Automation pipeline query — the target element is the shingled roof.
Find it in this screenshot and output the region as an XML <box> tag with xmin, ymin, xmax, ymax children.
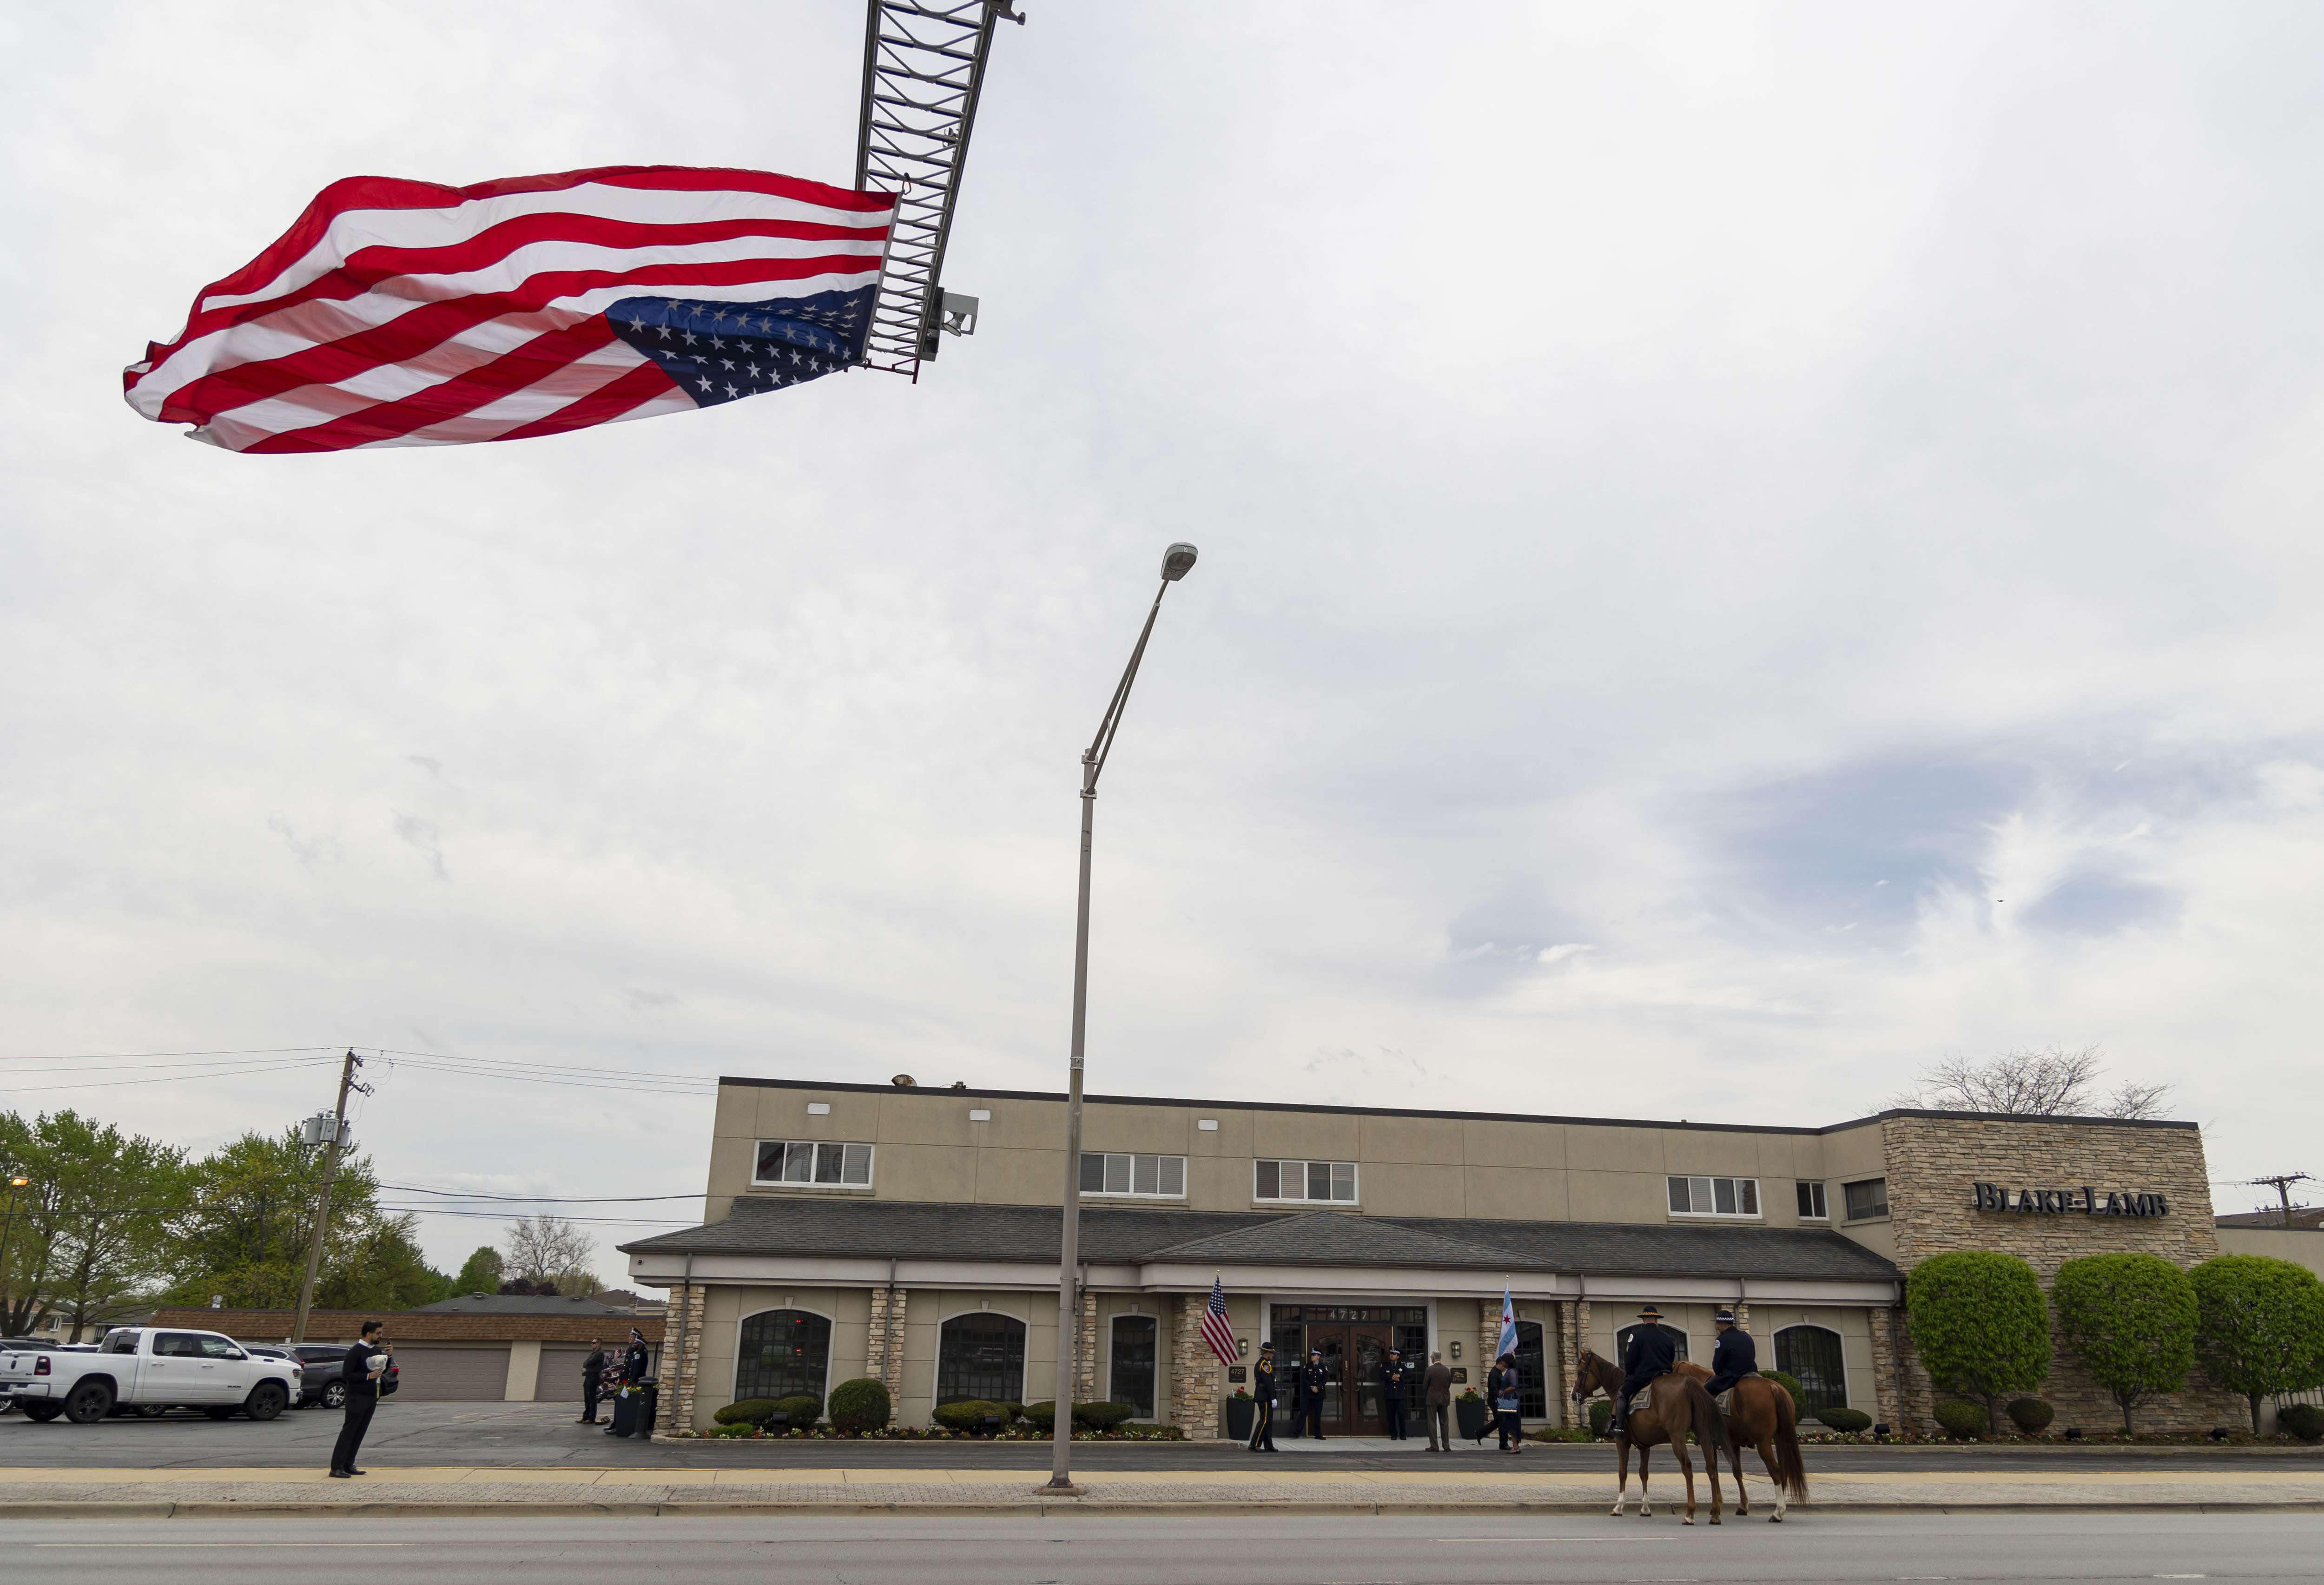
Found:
<box><xmin>621</xmin><ymin>1196</ymin><xmax>1899</xmax><ymax>1281</ymax></box>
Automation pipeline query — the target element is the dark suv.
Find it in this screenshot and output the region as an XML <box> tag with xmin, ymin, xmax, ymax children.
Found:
<box><xmin>290</xmin><ymin>1344</ymin><xmax>352</xmax><ymax>1408</ymax></box>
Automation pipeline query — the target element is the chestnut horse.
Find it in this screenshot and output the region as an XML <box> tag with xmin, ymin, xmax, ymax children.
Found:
<box><xmin>1570</xmin><ymin>1349</ymin><xmax>1732</xmax><ymax>1524</ymax></box>
<box><xmin>1676</xmin><ymin>1360</ymin><xmax>1809</xmax><ymax>1521</ymax></box>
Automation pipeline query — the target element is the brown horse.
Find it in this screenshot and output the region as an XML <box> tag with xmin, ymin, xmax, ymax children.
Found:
<box><xmin>1676</xmin><ymin>1360</ymin><xmax>1809</xmax><ymax>1522</ymax></box>
<box><xmin>1571</xmin><ymin>1349</ymin><xmax>1732</xmax><ymax>1524</ymax></box>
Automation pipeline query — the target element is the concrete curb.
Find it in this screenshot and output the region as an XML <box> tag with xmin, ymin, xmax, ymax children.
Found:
<box><xmin>4</xmin><ymin>1498</ymin><xmax>2323</xmax><ymax>1519</ymax></box>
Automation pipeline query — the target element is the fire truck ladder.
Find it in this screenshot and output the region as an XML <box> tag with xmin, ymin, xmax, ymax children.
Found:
<box><xmin>855</xmin><ymin>0</ymin><xmax>1021</xmax><ymax>378</ymax></box>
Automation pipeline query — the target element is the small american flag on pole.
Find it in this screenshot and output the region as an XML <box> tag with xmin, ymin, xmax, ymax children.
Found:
<box><xmin>1199</xmin><ymin>1274</ymin><xmax>1238</xmax><ymax>1367</ymax></box>
<box><xmin>123</xmin><ymin>165</ymin><xmax>894</xmax><ymax>454</ymax></box>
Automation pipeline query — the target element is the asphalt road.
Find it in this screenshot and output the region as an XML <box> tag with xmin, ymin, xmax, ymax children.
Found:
<box><xmin>5</xmin><ymin>1401</ymin><xmax>2321</xmax><ymax>1473</ymax></box>
<box><xmin>6</xmin><ymin>1512</ymin><xmax>2317</xmax><ymax>1582</ymax></box>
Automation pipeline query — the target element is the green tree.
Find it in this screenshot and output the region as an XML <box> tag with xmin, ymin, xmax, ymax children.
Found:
<box><xmin>2053</xmin><ymin>1252</ymin><xmax>2198</xmax><ymax>1434</ymax></box>
<box><xmin>0</xmin><ymin>1110</ymin><xmax>187</xmax><ymax>1337</ymax></box>
<box><xmin>1907</xmin><ymin>1249</ymin><xmax>2052</xmax><ymax>1435</ymax></box>
<box><xmin>2189</xmin><ymin>1254</ymin><xmax>2324</xmax><ymax>1435</ymax></box>
<box><xmin>165</xmin><ymin>1127</ymin><xmax>418</xmax><ymax>1311</ymax></box>
<box><xmin>454</xmin><ymin>1246</ymin><xmax>504</xmax><ymax>1295</ymax></box>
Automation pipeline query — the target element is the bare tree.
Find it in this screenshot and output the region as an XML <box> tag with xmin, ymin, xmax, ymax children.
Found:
<box><xmin>502</xmin><ymin>1214</ymin><xmax>597</xmax><ymax>1294</ymax></box>
<box><xmin>1891</xmin><ymin>1046</ymin><xmax>2173</xmax><ymax>1119</ymax></box>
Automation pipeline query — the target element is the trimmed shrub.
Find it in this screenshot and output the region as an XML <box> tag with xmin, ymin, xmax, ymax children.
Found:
<box><xmin>713</xmin><ymin>1399</ymin><xmax>779</xmax><ymax>1426</ymax></box>
<box><xmin>1812</xmin><ymin>1407</ymin><xmax>1871</xmax><ymax>1433</ymax></box>
<box><xmin>706</xmin><ymin>1421</ymin><xmax>758</xmax><ymax>1438</ymax></box>
<box><xmin>1022</xmin><ymin>1400</ymin><xmax>1136</xmax><ymax>1431</ymax></box>
<box><xmin>1002</xmin><ymin>1401</ymin><xmax>1024</xmax><ymax>1423</ymax></box>
<box><xmin>1934</xmin><ymin>1399</ymin><xmax>1989</xmax><ymax>1439</ymax></box>
<box><xmin>2280</xmin><ymin>1403</ymin><xmax>2324</xmax><ymax>1442</ymax></box>
<box><xmin>772</xmin><ymin>1393</ymin><xmax>823</xmax><ymax>1429</ymax></box>
<box><xmin>827</xmin><ymin>1377</ymin><xmax>891</xmax><ymax>1434</ymax></box>
<box><xmin>1763</xmin><ymin>1370</ymin><xmax>1807</xmax><ymax>1418</ymax></box>
<box><xmin>1589</xmin><ymin>1398</ymin><xmax>1612</xmax><ymax>1435</ymax></box>
<box><xmin>931</xmin><ymin>1399</ymin><xmax>1013</xmax><ymax>1433</ymax></box>
<box><xmin>1909</xmin><ymin>1250</ymin><xmax>2052</xmax><ymax>1438</ymax></box>
<box><xmin>2054</xmin><ymin>1252</ymin><xmax>2197</xmax><ymax>1435</ymax></box>
<box><xmin>2007</xmin><ymin>1398</ymin><xmax>2055</xmax><ymax>1433</ymax></box>
<box><xmin>2191</xmin><ymin>1255</ymin><xmax>2324</xmax><ymax>1435</ymax></box>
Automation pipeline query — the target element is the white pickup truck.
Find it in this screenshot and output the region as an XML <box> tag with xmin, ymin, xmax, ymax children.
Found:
<box><xmin>0</xmin><ymin>1327</ymin><xmax>301</xmax><ymax>1424</ymax></box>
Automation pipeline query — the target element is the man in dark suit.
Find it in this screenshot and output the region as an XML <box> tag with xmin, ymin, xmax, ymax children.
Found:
<box><xmin>328</xmin><ymin>1321</ymin><xmax>390</xmax><ymax>1478</ymax></box>
<box><xmin>1608</xmin><ymin>1304</ymin><xmax>1677</xmax><ymax>1436</ymax></box>
<box><xmin>1247</xmin><ymin>1341</ymin><xmax>1279</xmax><ymax>1452</ymax></box>
<box><xmin>1422</xmin><ymin>1349</ymin><xmax>1454</xmax><ymax>1451</ymax></box>
<box><xmin>1703</xmin><ymin>1308</ymin><xmax>1757</xmax><ymax>1400</ymax></box>
<box><xmin>1381</xmin><ymin>1348</ymin><xmax>1411</xmax><ymax>1440</ymax></box>
<box><xmin>579</xmin><ymin>1339</ymin><xmax>608</xmax><ymax>1424</ymax></box>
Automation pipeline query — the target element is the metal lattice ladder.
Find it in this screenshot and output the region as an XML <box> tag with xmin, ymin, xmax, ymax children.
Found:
<box><xmin>855</xmin><ymin>0</ymin><xmax>1021</xmax><ymax>378</ymax></box>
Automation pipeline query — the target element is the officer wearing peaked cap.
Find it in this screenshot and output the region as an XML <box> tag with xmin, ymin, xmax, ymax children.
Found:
<box><xmin>1703</xmin><ymin>1307</ymin><xmax>1758</xmax><ymax>1401</ymax></box>
<box><xmin>1247</xmin><ymin>1341</ymin><xmax>1279</xmax><ymax>1453</ymax></box>
<box><xmin>1608</xmin><ymin>1305</ymin><xmax>1677</xmax><ymax>1436</ymax></box>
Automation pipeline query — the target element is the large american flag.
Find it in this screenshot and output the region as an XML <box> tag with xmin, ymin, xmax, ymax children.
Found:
<box><xmin>123</xmin><ymin>165</ymin><xmax>895</xmax><ymax>454</ymax></box>
<box><xmin>1199</xmin><ymin>1274</ymin><xmax>1238</xmax><ymax>1367</ymax></box>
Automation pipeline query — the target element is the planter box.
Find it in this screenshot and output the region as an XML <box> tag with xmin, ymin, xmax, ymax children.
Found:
<box><xmin>1455</xmin><ymin>1400</ymin><xmax>1492</xmax><ymax>1442</ymax></box>
<box><xmin>1223</xmin><ymin>1398</ymin><xmax>1255</xmax><ymax>1441</ymax></box>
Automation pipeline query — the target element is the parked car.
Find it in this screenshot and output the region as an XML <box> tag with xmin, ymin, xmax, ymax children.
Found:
<box><xmin>287</xmin><ymin>1344</ymin><xmax>351</xmax><ymax>1408</ymax></box>
<box><xmin>0</xmin><ymin>1327</ymin><xmax>301</xmax><ymax>1424</ymax></box>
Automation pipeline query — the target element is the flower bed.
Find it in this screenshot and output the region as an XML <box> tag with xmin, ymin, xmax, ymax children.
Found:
<box><xmin>669</xmin><ymin>1423</ymin><xmax>1187</xmax><ymax>1441</ymax></box>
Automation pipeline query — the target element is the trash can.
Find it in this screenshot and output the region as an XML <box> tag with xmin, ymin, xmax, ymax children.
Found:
<box><xmin>1224</xmin><ymin>1397</ymin><xmax>1255</xmax><ymax>1441</ymax></box>
<box><xmin>608</xmin><ymin>1387</ymin><xmax>641</xmax><ymax>1438</ymax></box>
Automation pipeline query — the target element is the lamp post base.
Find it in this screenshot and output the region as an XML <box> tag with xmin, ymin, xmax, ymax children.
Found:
<box><xmin>1038</xmin><ymin>1479</ymin><xmax>1087</xmax><ymax>1496</ymax></box>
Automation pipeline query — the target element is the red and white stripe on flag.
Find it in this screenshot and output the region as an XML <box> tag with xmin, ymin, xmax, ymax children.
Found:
<box><xmin>122</xmin><ymin>165</ymin><xmax>895</xmax><ymax>454</ymax></box>
<box><xmin>1200</xmin><ymin>1275</ymin><xmax>1239</xmax><ymax>1367</ymax></box>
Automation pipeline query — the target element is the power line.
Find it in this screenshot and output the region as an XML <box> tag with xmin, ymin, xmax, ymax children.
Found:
<box><xmin>375</xmin><ymin>1206</ymin><xmax>699</xmax><ymax>1226</ymax></box>
<box><xmin>378</xmin><ymin>1183</ymin><xmax>703</xmax><ymax>1203</ymax></box>
<box><xmin>0</xmin><ymin>1057</ymin><xmax>337</xmax><ymax>1095</ymax></box>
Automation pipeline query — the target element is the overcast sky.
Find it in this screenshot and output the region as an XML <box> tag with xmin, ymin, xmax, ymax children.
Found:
<box><xmin>6</xmin><ymin>3</ymin><xmax>2322</xmax><ymax>1282</ymax></box>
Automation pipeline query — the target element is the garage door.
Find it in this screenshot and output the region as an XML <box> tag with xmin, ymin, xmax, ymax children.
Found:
<box><xmin>388</xmin><ymin>1344</ymin><xmax>510</xmax><ymax>1400</ymax></box>
<box><xmin>539</xmin><ymin>1345</ymin><xmax>600</xmax><ymax>1403</ymax></box>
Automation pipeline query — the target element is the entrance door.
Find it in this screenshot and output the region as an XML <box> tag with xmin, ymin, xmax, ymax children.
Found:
<box><xmin>1307</xmin><ymin>1323</ymin><xmax>1393</xmax><ymax>1436</ymax></box>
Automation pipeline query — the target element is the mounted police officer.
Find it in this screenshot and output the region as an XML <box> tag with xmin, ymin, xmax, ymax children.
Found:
<box><xmin>1703</xmin><ymin>1307</ymin><xmax>1758</xmax><ymax>1402</ymax></box>
<box><xmin>1381</xmin><ymin>1347</ymin><xmax>1410</xmax><ymax>1441</ymax></box>
<box><xmin>1248</xmin><ymin>1341</ymin><xmax>1279</xmax><ymax>1453</ymax></box>
<box><xmin>1297</xmin><ymin>1348</ymin><xmax>1331</xmax><ymax>1440</ymax></box>
<box><xmin>1607</xmin><ymin>1304</ymin><xmax>1677</xmax><ymax>1436</ymax></box>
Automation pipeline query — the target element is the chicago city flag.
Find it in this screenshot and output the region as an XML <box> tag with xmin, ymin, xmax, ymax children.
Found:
<box><xmin>122</xmin><ymin>165</ymin><xmax>895</xmax><ymax>454</ymax></box>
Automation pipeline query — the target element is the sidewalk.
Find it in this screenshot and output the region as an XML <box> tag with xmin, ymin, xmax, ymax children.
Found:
<box><xmin>1</xmin><ymin>1464</ymin><xmax>2321</xmax><ymax>1517</ymax></box>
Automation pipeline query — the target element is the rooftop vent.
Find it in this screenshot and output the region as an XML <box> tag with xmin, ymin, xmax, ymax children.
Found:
<box><xmin>891</xmin><ymin>1074</ymin><xmax>917</xmax><ymax>1087</ymax></box>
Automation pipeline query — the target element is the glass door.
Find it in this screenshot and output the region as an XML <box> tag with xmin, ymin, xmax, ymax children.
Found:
<box><xmin>1109</xmin><ymin>1316</ymin><xmax>1156</xmax><ymax>1418</ymax></box>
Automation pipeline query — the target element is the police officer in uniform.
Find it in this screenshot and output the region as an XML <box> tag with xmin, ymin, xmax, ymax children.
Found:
<box><xmin>1248</xmin><ymin>1341</ymin><xmax>1279</xmax><ymax>1452</ymax></box>
<box><xmin>1298</xmin><ymin>1349</ymin><xmax>1331</xmax><ymax>1440</ymax></box>
<box><xmin>1608</xmin><ymin>1304</ymin><xmax>1677</xmax><ymax>1436</ymax></box>
<box><xmin>1381</xmin><ymin>1347</ymin><xmax>1411</xmax><ymax>1440</ymax></box>
<box><xmin>1703</xmin><ymin>1307</ymin><xmax>1757</xmax><ymax>1401</ymax></box>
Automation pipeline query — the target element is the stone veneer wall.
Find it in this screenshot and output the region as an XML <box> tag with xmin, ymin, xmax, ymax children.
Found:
<box><xmin>865</xmin><ymin>1286</ymin><xmax>908</xmax><ymax>1423</ymax></box>
<box><xmin>1169</xmin><ymin>1294</ymin><xmax>1220</xmax><ymax>1439</ymax></box>
<box><xmin>1880</xmin><ymin>1114</ymin><xmax>2238</xmax><ymax>1433</ymax></box>
<box><xmin>653</xmin><ymin>1281</ymin><xmax>705</xmax><ymax>1433</ymax></box>
<box><xmin>1075</xmin><ymin>1289</ymin><xmax>1099</xmax><ymax>1404</ymax></box>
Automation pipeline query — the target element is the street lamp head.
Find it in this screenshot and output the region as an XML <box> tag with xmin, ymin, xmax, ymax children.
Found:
<box><xmin>6</xmin><ymin>1176</ymin><xmax>26</xmax><ymax>1188</ymax></box>
<box><xmin>1160</xmin><ymin>542</ymin><xmax>1198</xmax><ymax>581</ymax></box>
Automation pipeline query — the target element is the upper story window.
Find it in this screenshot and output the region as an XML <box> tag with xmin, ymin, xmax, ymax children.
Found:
<box><xmin>1796</xmin><ymin>1181</ymin><xmax>1829</xmax><ymax>1220</ymax></box>
<box><xmin>1081</xmin><ymin>1153</ymin><xmax>1185</xmax><ymax>1197</ymax></box>
<box><xmin>1844</xmin><ymin>1177</ymin><xmax>1889</xmax><ymax>1221</ymax></box>
<box><xmin>755</xmin><ymin>1139</ymin><xmax>874</xmax><ymax>1187</ymax></box>
<box><xmin>1255</xmin><ymin>1159</ymin><xmax>1356</xmax><ymax>1202</ymax></box>
<box><xmin>1667</xmin><ymin>1175</ymin><xmax>1760</xmax><ymax>1218</ymax></box>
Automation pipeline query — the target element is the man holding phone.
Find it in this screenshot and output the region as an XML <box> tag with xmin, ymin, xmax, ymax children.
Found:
<box><xmin>329</xmin><ymin>1321</ymin><xmax>391</xmax><ymax>1478</ymax></box>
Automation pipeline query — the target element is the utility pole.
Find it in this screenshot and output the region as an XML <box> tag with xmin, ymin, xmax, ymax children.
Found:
<box><xmin>291</xmin><ymin>1050</ymin><xmax>367</xmax><ymax>1345</ymax></box>
<box><xmin>2246</xmin><ymin>1172</ymin><xmax>2314</xmax><ymax>1227</ymax></box>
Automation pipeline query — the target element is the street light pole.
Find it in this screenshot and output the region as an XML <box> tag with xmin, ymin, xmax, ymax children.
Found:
<box><xmin>1046</xmin><ymin>542</ymin><xmax>1199</xmax><ymax>1493</ymax></box>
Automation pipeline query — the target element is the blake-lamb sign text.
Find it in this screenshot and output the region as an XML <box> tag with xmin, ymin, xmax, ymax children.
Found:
<box><xmin>1971</xmin><ymin>1182</ymin><xmax>2169</xmax><ymax>1216</ymax></box>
